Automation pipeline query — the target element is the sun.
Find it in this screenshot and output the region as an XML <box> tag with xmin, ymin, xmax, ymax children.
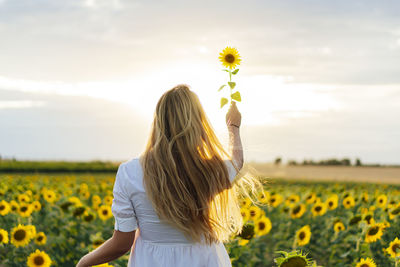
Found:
<box><xmin>219</xmin><ymin>46</ymin><xmax>241</xmax><ymax>69</ymax></box>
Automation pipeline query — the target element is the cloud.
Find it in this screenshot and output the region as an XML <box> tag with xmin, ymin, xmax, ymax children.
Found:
<box><xmin>0</xmin><ymin>100</ymin><xmax>46</xmax><ymax>109</ymax></box>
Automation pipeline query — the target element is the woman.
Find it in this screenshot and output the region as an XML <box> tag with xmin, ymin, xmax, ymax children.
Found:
<box><xmin>77</xmin><ymin>84</ymin><xmax>264</xmax><ymax>267</ymax></box>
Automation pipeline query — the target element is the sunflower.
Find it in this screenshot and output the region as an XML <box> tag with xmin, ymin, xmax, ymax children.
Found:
<box><xmin>305</xmin><ymin>192</ymin><xmax>317</xmax><ymax>204</ymax></box>
<box><xmin>248</xmin><ymin>206</ymin><xmax>264</xmax><ymax>221</ymax></box>
<box><xmin>10</xmin><ymin>200</ymin><xmax>19</xmax><ymax>212</ymax></box>
<box><xmin>238</xmin><ymin>222</ymin><xmax>255</xmax><ymax>240</ymax></box>
<box><xmin>296</xmin><ymin>225</ymin><xmax>311</xmax><ymax>246</ymax></box>
<box><xmin>18</xmin><ymin>202</ymin><xmax>34</xmax><ymax>217</ymax></box>
<box><xmin>240</xmin><ymin>207</ymin><xmax>250</xmax><ymax>222</ymax></box>
<box><xmin>27</xmin><ymin>249</ymin><xmax>52</xmax><ymax>267</ymax></box>
<box><xmin>98</xmin><ymin>205</ymin><xmax>112</xmax><ymax>221</ymax></box>
<box><xmin>34</xmin><ymin>232</ymin><xmax>47</xmax><ymax>245</ymax></box>
<box><xmin>219</xmin><ymin>46</ymin><xmax>241</xmax><ymax>70</ymax></box>
<box><xmin>0</xmin><ymin>228</ymin><xmax>9</xmax><ymax>244</ymax></box>
<box><xmin>93</xmin><ymin>264</ymin><xmax>114</xmax><ymax>267</ymax></box>
<box><xmin>0</xmin><ymin>200</ymin><xmax>11</xmax><ymax>216</ymax></box>
<box><xmin>365</xmin><ymin>223</ymin><xmax>384</xmax><ymax>243</ymax></box>
<box><xmin>11</xmin><ymin>224</ymin><xmax>31</xmax><ymax>247</ymax></box>
<box><xmin>254</xmin><ymin>216</ymin><xmax>272</xmax><ymax>236</ymax></box>
<box><xmin>285</xmin><ymin>195</ymin><xmax>300</xmax><ymax>207</ymax></box>
<box><xmin>43</xmin><ymin>190</ymin><xmax>57</xmax><ymax>203</ymax></box>
<box><xmin>355</xmin><ymin>257</ymin><xmax>376</xmax><ymax>267</ymax></box>
<box><xmin>68</xmin><ymin>196</ymin><xmax>82</xmax><ymax>207</ymax></box>
<box><xmin>32</xmin><ymin>201</ymin><xmax>42</xmax><ymax>212</ymax></box>
<box><xmin>361</xmin><ymin>192</ymin><xmax>369</xmax><ymax>203</ymax></box>
<box><xmin>92</xmin><ymin>195</ymin><xmax>102</xmax><ymax>206</ymax></box>
<box><xmin>274</xmin><ymin>250</ymin><xmax>312</xmax><ymax>267</ymax></box>
<box><xmin>311</xmin><ymin>202</ymin><xmax>327</xmax><ymax>217</ymax></box>
<box><xmin>80</xmin><ymin>183</ymin><xmax>89</xmax><ymax>192</ymax></box>
<box><xmin>343</xmin><ymin>196</ymin><xmax>355</xmax><ymax>209</ymax></box>
<box><xmin>83</xmin><ymin>210</ymin><xmax>96</xmax><ymax>223</ymax></box>
<box><xmin>80</xmin><ymin>190</ymin><xmax>90</xmax><ymax>200</ymax></box>
<box><xmin>333</xmin><ymin>221</ymin><xmax>345</xmax><ymax>232</ymax></box>
<box><xmin>104</xmin><ymin>195</ymin><xmax>113</xmax><ymax>206</ymax></box>
<box><xmin>269</xmin><ymin>194</ymin><xmax>283</xmax><ymax>207</ymax></box>
<box><xmin>376</xmin><ymin>194</ymin><xmax>387</xmax><ymax>208</ymax></box>
<box><xmin>18</xmin><ymin>193</ymin><xmax>31</xmax><ymax>202</ymax></box>
<box><xmin>363</xmin><ymin>214</ymin><xmax>375</xmax><ymax>225</ymax></box>
<box><xmin>290</xmin><ymin>204</ymin><xmax>306</xmax><ymax>219</ymax></box>
<box><xmin>239</xmin><ymin>197</ymin><xmax>252</xmax><ymax>209</ymax></box>
<box><xmin>326</xmin><ymin>195</ymin><xmax>338</xmax><ymax>210</ymax></box>
<box><xmin>238</xmin><ymin>239</ymin><xmax>249</xmax><ymax>246</ymax></box>
<box><xmin>386</xmin><ymin>237</ymin><xmax>400</xmax><ymax>258</ymax></box>
<box><xmin>257</xmin><ymin>190</ymin><xmax>269</xmax><ymax>204</ymax></box>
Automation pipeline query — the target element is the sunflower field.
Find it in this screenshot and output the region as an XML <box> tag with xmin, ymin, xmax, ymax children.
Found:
<box><xmin>1</xmin><ymin>173</ymin><xmax>399</xmax><ymax>267</ymax></box>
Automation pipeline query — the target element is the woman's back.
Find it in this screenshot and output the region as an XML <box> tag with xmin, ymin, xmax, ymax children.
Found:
<box><xmin>111</xmin><ymin>157</ymin><xmax>239</xmax><ymax>266</ymax></box>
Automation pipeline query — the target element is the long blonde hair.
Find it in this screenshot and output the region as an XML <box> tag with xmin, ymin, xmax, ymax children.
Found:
<box><xmin>139</xmin><ymin>84</ymin><xmax>266</xmax><ymax>245</ymax></box>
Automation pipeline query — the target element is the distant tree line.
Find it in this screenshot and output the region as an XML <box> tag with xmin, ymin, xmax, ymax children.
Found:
<box><xmin>273</xmin><ymin>157</ymin><xmax>398</xmax><ymax>167</ymax></box>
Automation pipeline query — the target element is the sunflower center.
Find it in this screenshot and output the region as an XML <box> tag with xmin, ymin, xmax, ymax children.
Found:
<box><xmin>102</xmin><ymin>210</ymin><xmax>108</xmax><ymax>215</ymax></box>
<box><xmin>34</xmin><ymin>256</ymin><xmax>45</xmax><ymax>265</ymax></box>
<box><xmin>94</xmin><ymin>240</ymin><xmax>104</xmax><ymax>246</ymax></box>
<box><xmin>250</xmin><ymin>210</ymin><xmax>256</xmax><ymax>217</ymax></box>
<box><xmin>299</xmin><ymin>232</ymin><xmax>305</xmax><ymax>240</ymax></box>
<box><xmin>368</xmin><ymin>226</ymin><xmax>379</xmax><ymax>236</ymax></box>
<box><xmin>346</xmin><ymin>201</ymin><xmax>350</xmax><ymax>205</ymax></box>
<box><xmin>225</xmin><ymin>54</ymin><xmax>235</xmax><ymax>63</ymax></box>
<box><xmin>37</xmin><ymin>236</ymin><xmax>43</xmax><ymax>242</ymax></box>
<box><xmin>21</xmin><ymin>206</ymin><xmax>28</xmax><ymax>212</ymax></box>
<box><xmin>360</xmin><ymin>264</ymin><xmax>369</xmax><ymax>267</ymax></box>
<box><xmin>0</xmin><ymin>205</ymin><xmax>4</xmax><ymax>210</ymax></box>
<box><xmin>392</xmin><ymin>244</ymin><xmax>400</xmax><ymax>253</ymax></box>
<box><xmin>11</xmin><ymin>206</ymin><xmax>17</xmax><ymax>211</ymax></box>
<box><xmin>379</xmin><ymin>199</ymin><xmax>383</xmax><ymax>203</ymax></box>
<box><xmin>0</xmin><ymin>235</ymin><xmax>3</xmax><ymax>242</ymax></box>
<box><xmin>258</xmin><ymin>222</ymin><xmax>265</xmax><ymax>230</ymax></box>
<box><xmin>14</xmin><ymin>229</ymin><xmax>26</xmax><ymax>241</ymax></box>
<box><xmin>293</xmin><ymin>206</ymin><xmax>301</xmax><ymax>214</ymax></box>
<box><xmin>281</xmin><ymin>257</ymin><xmax>307</xmax><ymax>267</ymax></box>
<box><xmin>270</xmin><ymin>198</ymin><xmax>276</xmax><ymax>203</ymax></box>
<box><xmin>315</xmin><ymin>206</ymin><xmax>322</xmax><ymax>212</ymax></box>
<box><xmin>328</xmin><ymin>201</ymin><xmax>333</xmax><ymax>207</ymax></box>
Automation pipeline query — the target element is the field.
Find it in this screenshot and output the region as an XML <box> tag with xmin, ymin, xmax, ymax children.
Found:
<box><xmin>0</xmin><ymin>171</ymin><xmax>400</xmax><ymax>266</ymax></box>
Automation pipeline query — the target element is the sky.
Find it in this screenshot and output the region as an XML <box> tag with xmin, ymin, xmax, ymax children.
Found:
<box><xmin>0</xmin><ymin>0</ymin><xmax>399</xmax><ymax>164</ymax></box>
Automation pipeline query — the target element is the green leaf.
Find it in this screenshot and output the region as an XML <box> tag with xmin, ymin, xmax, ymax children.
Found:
<box><xmin>222</xmin><ymin>69</ymin><xmax>230</xmax><ymax>72</ymax></box>
<box><xmin>228</xmin><ymin>82</ymin><xmax>236</xmax><ymax>89</ymax></box>
<box><xmin>231</xmin><ymin>91</ymin><xmax>241</xmax><ymax>102</ymax></box>
<box><xmin>218</xmin><ymin>85</ymin><xmax>226</xmax><ymax>91</ymax></box>
<box><xmin>232</xmin><ymin>69</ymin><xmax>239</xmax><ymax>75</ymax></box>
<box><xmin>220</xmin><ymin>97</ymin><xmax>228</xmax><ymax>108</ymax></box>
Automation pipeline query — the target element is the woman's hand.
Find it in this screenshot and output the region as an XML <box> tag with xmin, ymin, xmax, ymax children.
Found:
<box><xmin>226</xmin><ymin>101</ymin><xmax>241</xmax><ymax>128</ymax></box>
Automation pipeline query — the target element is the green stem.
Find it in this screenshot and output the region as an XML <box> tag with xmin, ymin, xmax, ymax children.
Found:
<box><xmin>229</xmin><ymin>70</ymin><xmax>232</xmax><ymax>104</ymax></box>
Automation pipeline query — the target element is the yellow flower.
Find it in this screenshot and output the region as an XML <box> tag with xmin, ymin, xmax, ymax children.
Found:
<box><xmin>285</xmin><ymin>194</ymin><xmax>300</xmax><ymax>207</ymax></box>
<box><xmin>26</xmin><ymin>225</ymin><xmax>37</xmax><ymax>238</ymax></box>
<box><xmin>18</xmin><ymin>202</ymin><xmax>34</xmax><ymax>217</ymax></box>
<box><xmin>363</xmin><ymin>213</ymin><xmax>375</xmax><ymax>225</ymax></box>
<box><xmin>11</xmin><ymin>224</ymin><xmax>31</xmax><ymax>247</ymax></box>
<box><xmin>68</xmin><ymin>196</ymin><xmax>82</xmax><ymax>207</ymax></box>
<box><xmin>219</xmin><ymin>46</ymin><xmax>241</xmax><ymax>69</ymax></box>
<box><xmin>365</xmin><ymin>223</ymin><xmax>384</xmax><ymax>243</ymax></box>
<box><xmin>18</xmin><ymin>193</ymin><xmax>31</xmax><ymax>202</ymax></box>
<box><xmin>32</xmin><ymin>201</ymin><xmax>42</xmax><ymax>212</ymax></box>
<box><xmin>35</xmin><ymin>232</ymin><xmax>47</xmax><ymax>245</ymax></box>
<box><xmin>43</xmin><ymin>190</ymin><xmax>57</xmax><ymax>203</ymax></box>
<box><xmin>9</xmin><ymin>200</ymin><xmax>19</xmax><ymax>212</ymax></box>
<box><xmin>27</xmin><ymin>249</ymin><xmax>52</xmax><ymax>267</ymax></box>
<box><xmin>93</xmin><ymin>264</ymin><xmax>114</xmax><ymax>267</ymax></box>
<box><xmin>343</xmin><ymin>196</ymin><xmax>355</xmax><ymax>209</ymax></box>
<box><xmin>81</xmin><ymin>190</ymin><xmax>90</xmax><ymax>200</ymax></box>
<box><xmin>376</xmin><ymin>194</ymin><xmax>387</xmax><ymax>208</ymax></box>
<box><xmin>97</xmin><ymin>205</ymin><xmax>112</xmax><ymax>221</ymax></box>
<box><xmin>385</xmin><ymin>237</ymin><xmax>400</xmax><ymax>258</ymax></box>
<box><xmin>269</xmin><ymin>194</ymin><xmax>283</xmax><ymax>207</ymax></box>
<box><xmin>296</xmin><ymin>225</ymin><xmax>311</xmax><ymax>246</ymax></box>
<box><xmin>248</xmin><ymin>206</ymin><xmax>264</xmax><ymax>221</ymax></box>
<box><xmin>305</xmin><ymin>192</ymin><xmax>317</xmax><ymax>204</ymax></box>
<box><xmin>92</xmin><ymin>195</ymin><xmax>102</xmax><ymax>206</ymax></box>
<box><xmin>311</xmin><ymin>202</ymin><xmax>327</xmax><ymax>217</ymax></box>
<box><xmin>238</xmin><ymin>239</ymin><xmax>249</xmax><ymax>246</ymax></box>
<box><xmin>0</xmin><ymin>228</ymin><xmax>9</xmax><ymax>244</ymax></box>
<box><xmin>290</xmin><ymin>204</ymin><xmax>306</xmax><ymax>219</ymax></box>
<box><xmin>93</xmin><ymin>238</ymin><xmax>105</xmax><ymax>249</ymax></box>
<box><xmin>333</xmin><ymin>221</ymin><xmax>345</xmax><ymax>232</ymax></box>
<box><xmin>254</xmin><ymin>216</ymin><xmax>272</xmax><ymax>237</ymax></box>
<box><xmin>326</xmin><ymin>195</ymin><xmax>338</xmax><ymax>210</ymax></box>
<box><xmin>361</xmin><ymin>192</ymin><xmax>369</xmax><ymax>203</ymax></box>
<box><xmin>239</xmin><ymin>197</ymin><xmax>252</xmax><ymax>209</ymax></box>
<box><xmin>0</xmin><ymin>200</ymin><xmax>11</xmax><ymax>216</ymax></box>
<box><xmin>355</xmin><ymin>257</ymin><xmax>376</xmax><ymax>267</ymax></box>
<box><xmin>104</xmin><ymin>195</ymin><xmax>113</xmax><ymax>206</ymax></box>
<box><xmin>257</xmin><ymin>190</ymin><xmax>269</xmax><ymax>204</ymax></box>
<box><xmin>240</xmin><ymin>207</ymin><xmax>250</xmax><ymax>222</ymax></box>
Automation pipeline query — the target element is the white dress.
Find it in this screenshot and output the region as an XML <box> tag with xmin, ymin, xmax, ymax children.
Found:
<box><xmin>111</xmin><ymin>157</ymin><xmax>239</xmax><ymax>267</ymax></box>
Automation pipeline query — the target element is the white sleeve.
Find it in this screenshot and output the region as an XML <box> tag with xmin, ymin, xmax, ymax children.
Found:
<box><xmin>111</xmin><ymin>163</ymin><xmax>138</xmax><ymax>232</ymax></box>
<box><xmin>224</xmin><ymin>159</ymin><xmax>239</xmax><ymax>183</ymax></box>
